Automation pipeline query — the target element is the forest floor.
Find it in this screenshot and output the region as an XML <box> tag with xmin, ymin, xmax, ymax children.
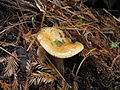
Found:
<box><xmin>0</xmin><ymin>0</ymin><xmax>120</xmax><ymax>90</ymax></box>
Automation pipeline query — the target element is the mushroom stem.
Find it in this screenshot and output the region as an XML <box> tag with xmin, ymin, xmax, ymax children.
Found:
<box><xmin>37</xmin><ymin>46</ymin><xmax>64</xmax><ymax>74</ymax></box>
<box><xmin>50</xmin><ymin>56</ymin><xmax>64</xmax><ymax>74</ymax></box>
<box><xmin>37</xmin><ymin>45</ymin><xmax>46</xmax><ymax>63</ymax></box>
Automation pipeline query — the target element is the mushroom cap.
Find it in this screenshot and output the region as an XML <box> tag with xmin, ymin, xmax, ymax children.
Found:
<box><xmin>37</xmin><ymin>27</ymin><xmax>84</xmax><ymax>58</ymax></box>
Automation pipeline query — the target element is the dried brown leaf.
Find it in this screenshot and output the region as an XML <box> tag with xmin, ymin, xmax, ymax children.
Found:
<box><xmin>29</xmin><ymin>72</ymin><xmax>56</xmax><ymax>85</ymax></box>
<box><xmin>4</xmin><ymin>54</ymin><xmax>18</xmax><ymax>77</ymax></box>
<box><xmin>27</xmin><ymin>62</ymin><xmax>58</xmax><ymax>85</ymax></box>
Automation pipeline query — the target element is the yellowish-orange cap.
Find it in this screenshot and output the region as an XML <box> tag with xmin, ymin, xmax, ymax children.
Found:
<box><xmin>37</xmin><ymin>27</ymin><xmax>84</xmax><ymax>58</ymax></box>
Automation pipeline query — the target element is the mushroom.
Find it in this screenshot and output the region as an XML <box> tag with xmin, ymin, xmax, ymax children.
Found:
<box><xmin>37</xmin><ymin>27</ymin><xmax>84</xmax><ymax>73</ymax></box>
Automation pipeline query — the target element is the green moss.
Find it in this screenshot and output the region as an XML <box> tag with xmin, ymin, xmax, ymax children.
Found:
<box><xmin>53</xmin><ymin>39</ymin><xmax>65</xmax><ymax>47</ymax></box>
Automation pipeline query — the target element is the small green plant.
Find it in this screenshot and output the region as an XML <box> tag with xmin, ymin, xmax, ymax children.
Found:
<box><xmin>110</xmin><ymin>41</ymin><xmax>120</xmax><ymax>48</ymax></box>
<box><xmin>77</xmin><ymin>15</ymin><xmax>84</xmax><ymax>24</ymax></box>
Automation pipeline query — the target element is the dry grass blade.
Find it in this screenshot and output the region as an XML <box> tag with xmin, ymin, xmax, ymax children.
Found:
<box><xmin>76</xmin><ymin>48</ymin><xmax>96</xmax><ymax>75</ymax></box>
<box><xmin>4</xmin><ymin>54</ymin><xmax>18</xmax><ymax>77</ymax></box>
<box><xmin>35</xmin><ymin>0</ymin><xmax>46</xmax><ymax>12</ymax></box>
<box><xmin>47</xmin><ymin>0</ymin><xmax>85</xmax><ymax>19</ymax></box>
<box><xmin>0</xmin><ymin>0</ymin><xmax>38</xmax><ymax>14</ymax></box>
<box><xmin>0</xmin><ymin>47</ymin><xmax>18</xmax><ymax>60</ymax></box>
<box><xmin>0</xmin><ymin>41</ymin><xmax>16</xmax><ymax>47</ymax></box>
<box><xmin>0</xmin><ymin>21</ymin><xmax>31</xmax><ymax>35</ymax></box>
<box><xmin>49</xmin><ymin>22</ymin><xmax>95</xmax><ymax>29</ymax></box>
<box><xmin>34</xmin><ymin>0</ymin><xmax>46</xmax><ymax>27</ymax></box>
<box><xmin>111</xmin><ymin>55</ymin><xmax>120</xmax><ymax>68</ymax></box>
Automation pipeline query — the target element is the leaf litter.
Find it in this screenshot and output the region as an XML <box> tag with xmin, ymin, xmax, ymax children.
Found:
<box><xmin>0</xmin><ymin>0</ymin><xmax>120</xmax><ymax>89</ymax></box>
